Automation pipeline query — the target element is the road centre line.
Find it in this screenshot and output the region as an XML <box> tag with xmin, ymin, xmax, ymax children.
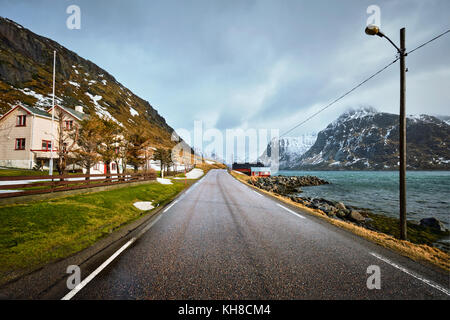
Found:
<box><xmin>276</xmin><ymin>204</ymin><xmax>305</xmax><ymax>219</ymax></box>
<box><xmin>369</xmin><ymin>252</ymin><xmax>450</xmax><ymax>296</ymax></box>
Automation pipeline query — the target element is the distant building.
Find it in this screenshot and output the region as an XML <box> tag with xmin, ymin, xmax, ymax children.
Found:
<box><xmin>250</xmin><ymin>166</ymin><xmax>271</xmax><ymax>177</ymax></box>
<box><xmin>232</xmin><ymin>162</ymin><xmax>266</xmax><ymax>176</ymax></box>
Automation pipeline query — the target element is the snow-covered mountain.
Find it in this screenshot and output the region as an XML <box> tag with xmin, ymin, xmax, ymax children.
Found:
<box><xmin>259</xmin><ymin>134</ymin><xmax>317</xmax><ymax>169</ymax></box>
<box><xmin>293</xmin><ymin>107</ymin><xmax>450</xmax><ymax>170</ymax></box>
<box><xmin>435</xmin><ymin>115</ymin><xmax>450</xmax><ymax>126</ymax></box>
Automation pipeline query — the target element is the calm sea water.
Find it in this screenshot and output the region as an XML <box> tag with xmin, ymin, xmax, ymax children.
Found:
<box><xmin>276</xmin><ymin>171</ymin><xmax>450</xmax><ymax>227</ymax></box>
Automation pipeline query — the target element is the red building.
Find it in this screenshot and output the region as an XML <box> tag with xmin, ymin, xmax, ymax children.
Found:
<box><xmin>250</xmin><ymin>167</ymin><xmax>271</xmax><ymax>177</ymax></box>
<box><xmin>232</xmin><ymin>162</ymin><xmax>270</xmax><ymax>177</ymax></box>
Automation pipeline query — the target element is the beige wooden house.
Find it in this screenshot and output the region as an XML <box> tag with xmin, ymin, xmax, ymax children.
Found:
<box><xmin>0</xmin><ymin>104</ymin><xmax>87</xmax><ymax>170</ymax></box>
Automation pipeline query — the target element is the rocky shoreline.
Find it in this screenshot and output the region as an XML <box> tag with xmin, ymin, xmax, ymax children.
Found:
<box><xmin>249</xmin><ymin>175</ymin><xmax>450</xmax><ymax>252</ymax></box>
<box><xmin>248</xmin><ymin>176</ymin><xmax>329</xmax><ymax>194</ymax></box>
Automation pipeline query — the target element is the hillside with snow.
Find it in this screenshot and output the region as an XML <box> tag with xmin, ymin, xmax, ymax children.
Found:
<box><xmin>293</xmin><ymin>107</ymin><xmax>450</xmax><ymax>170</ymax></box>
<box><xmin>0</xmin><ymin>17</ymin><xmax>178</xmax><ymax>149</ymax></box>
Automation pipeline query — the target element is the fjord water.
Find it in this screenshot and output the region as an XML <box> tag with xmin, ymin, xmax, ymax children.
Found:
<box><xmin>277</xmin><ymin>170</ymin><xmax>450</xmax><ymax>228</ymax></box>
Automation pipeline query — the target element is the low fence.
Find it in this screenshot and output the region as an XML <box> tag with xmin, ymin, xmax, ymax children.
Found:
<box><xmin>0</xmin><ymin>172</ymin><xmax>157</xmax><ymax>199</ymax></box>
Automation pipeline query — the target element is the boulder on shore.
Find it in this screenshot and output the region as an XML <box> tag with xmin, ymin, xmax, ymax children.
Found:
<box><xmin>420</xmin><ymin>218</ymin><xmax>447</xmax><ymax>232</ymax></box>
<box><xmin>347</xmin><ymin>210</ymin><xmax>365</xmax><ymax>223</ymax></box>
<box><xmin>336</xmin><ymin>202</ymin><xmax>346</xmax><ymax>211</ymax></box>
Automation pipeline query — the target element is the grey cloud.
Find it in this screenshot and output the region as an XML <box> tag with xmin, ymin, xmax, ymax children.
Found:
<box><xmin>1</xmin><ymin>0</ymin><xmax>449</xmax><ymax>136</ymax></box>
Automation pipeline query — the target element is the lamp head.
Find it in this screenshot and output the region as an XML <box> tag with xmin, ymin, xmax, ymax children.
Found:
<box><xmin>365</xmin><ymin>24</ymin><xmax>381</xmax><ymax>36</ymax></box>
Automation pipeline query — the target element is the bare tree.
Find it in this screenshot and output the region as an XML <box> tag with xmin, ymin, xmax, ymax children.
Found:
<box><xmin>55</xmin><ymin>107</ymin><xmax>78</xmax><ymax>176</ymax></box>
<box><xmin>126</xmin><ymin>130</ymin><xmax>148</xmax><ymax>173</ymax></box>
<box><xmin>97</xmin><ymin>118</ymin><xmax>121</xmax><ymax>176</ymax></box>
<box><xmin>153</xmin><ymin>148</ymin><xmax>172</xmax><ymax>177</ymax></box>
<box><xmin>72</xmin><ymin>115</ymin><xmax>103</xmax><ymax>179</ymax></box>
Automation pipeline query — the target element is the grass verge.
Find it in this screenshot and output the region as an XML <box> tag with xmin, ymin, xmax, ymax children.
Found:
<box><xmin>229</xmin><ymin>170</ymin><xmax>450</xmax><ymax>272</ymax></box>
<box><xmin>0</xmin><ymin>168</ymin><xmax>50</xmax><ymax>177</ymax></box>
<box><xmin>0</xmin><ymin>179</ymin><xmax>189</xmax><ymax>285</ymax></box>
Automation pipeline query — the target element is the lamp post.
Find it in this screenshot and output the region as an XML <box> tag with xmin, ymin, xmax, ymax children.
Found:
<box><xmin>49</xmin><ymin>50</ymin><xmax>56</xmax><ymax>176</ymax></box>
<box><xmin>365</xmin><ymin>25</ymin><xmax>407</xmax><ymax>240</ymax></box>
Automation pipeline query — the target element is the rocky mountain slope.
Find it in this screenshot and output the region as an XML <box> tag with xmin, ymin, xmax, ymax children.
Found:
<box><xmin>292</xmin><ymin>107</ymin><xmax>450</xmax><ymax>170</ymax></box>
<box><xmin>259</xmin><ymin>134</ymin><xmax>317</xmax><ymax>169</ymax></box>
<box><xmin>0</xmin><ymin>17</ymin><xmax>180</xmax><ymax>149</ymax></box>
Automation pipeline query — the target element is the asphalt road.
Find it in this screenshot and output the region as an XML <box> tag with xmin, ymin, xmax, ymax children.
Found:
<box><xmin>66</xmin><ymin>169</ymin><xmax>449</xmax><ymax>299</ymax></box>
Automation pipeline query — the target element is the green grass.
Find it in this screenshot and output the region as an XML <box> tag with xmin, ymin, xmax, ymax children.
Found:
<box><xmin>0</xmin><ymin>179</ymin><xmax>189</xmax><ymax>284</ymax></box>
<box><xmin>0</xmin><ymin>169</ymin><xmax>50</xmax><ymax>177</ymax></box>
<box><xmin>174</xmin><ymin>172</ymin><xmax>186</xmax><ymax>178</ymax></box>
<box><xmin>0</xmin><ymin>168</ymin><xmax>82</xmax><ymax>177</ymax></box>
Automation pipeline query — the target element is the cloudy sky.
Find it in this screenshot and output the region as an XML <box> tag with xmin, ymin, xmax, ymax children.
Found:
<box><xmin>1</xmin><ymin>0</ymin><xmax>449</xmax><ymax>147</ymax></box>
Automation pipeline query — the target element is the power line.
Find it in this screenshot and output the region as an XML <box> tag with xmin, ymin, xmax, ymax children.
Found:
<box><xmin>281</xmin><ymin>28</ymin><xmax>450</xmax><ymax>137</ymax></box>
<box><xmin>281</xmin><ymin>58</ymin><xmax>399</xmax><ymax>137</ymax></box>
<box><xmin>407</xmin><ymin>29</ymin><xmax>450</xmax><ymax>55</ymax></box>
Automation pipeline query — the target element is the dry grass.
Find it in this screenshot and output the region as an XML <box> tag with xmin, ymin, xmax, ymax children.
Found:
<box><xmin>195</xmin><ymin>161</ymin><xmax>227</xmax><ymax>173</ymax></box>
<box><xmin>229</xmin><ymin>170</ymin><xmax>450</xmax><ymax>272</ymax></box>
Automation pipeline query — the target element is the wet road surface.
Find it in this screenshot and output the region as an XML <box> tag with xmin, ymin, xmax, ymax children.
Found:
<box><xmin>67</xmin><ymin>169</ymin><xmax>449</xmax><ymax>299</ymax></box>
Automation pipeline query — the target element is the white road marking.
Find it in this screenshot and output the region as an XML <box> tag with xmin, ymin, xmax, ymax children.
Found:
<box><xmin>253</xmin><ymin>190</ymin><xmax>263</xmax><ymax>197</ymax></box>
<box><xmin>62</xmin><ymin>213</ymin><xmax>164</xmax><ymax>300</ymax></box>
<box><xmin>369</xmin><ymin>252</ymin><xmax>450</xmax><ymax>296</ymax></box>
<box><xmin>61</xmin><ymin>238</ymin><xmax>136</xmax><ymax>300</ymax></box>
<box><xmin>277</xmin><ymin>204</ymin><xmax>305</xmax><ymax>219</ymax></box>
<box><xmin>163</xmin><ymin>200</ymin><xmax>179</xmax><ymax>213</ymax></box>
<box><xmin>136</xmin><ymin>215</ymin><xmax>162</xmax><ymax>238</ymax></box>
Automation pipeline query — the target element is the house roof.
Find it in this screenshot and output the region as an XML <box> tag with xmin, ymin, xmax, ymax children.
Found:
<box><xmin>0</xmin><ymin>104</ymin><xmax>55</xmax><ymax>121</ymax></box>
<box><xmin>1</xmin><ymin>104</ymin><xmax>90</xmax><ymax>123</ymax></box>
<box><xmin>251</xmin><ymin>167</ymin><xmax>271</xmax><ymax>172</ymax></box>
<box><xmin>232</xmin><ymin>162</ymin><xmax>265</xmax><ymax>170</ymax></box>
<box><xmin>49</xmin><ymin>105</ymin><xmax>89</xmax><ymax>121</ymax></box>
<box><xmin>25</xmin><ymin>105</ymin><xmax>55</xmax><ymax>119</ymax></box>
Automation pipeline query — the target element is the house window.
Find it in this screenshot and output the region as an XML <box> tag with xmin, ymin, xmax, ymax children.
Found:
<box><xmin>16</xmin><ymin>115</ymin><xmax>26</xmax><ymax>127</ymax></box>
<box><xmin>15</xmin><ymin>138</ymin><xmax>26</xmax><ymax>150</ymax></box>
<box><xmin>111</xmin><ymin>163</ymin><xmax>117</xmax><ymax>171</ymax></box>
<box><xmin>65</xmin><ymin>120</ymin><xmax>73</xmax><ymax>130</ymax></box>
<box><xmin>42</xmin><ymin>140</ymin><xmax>52</xmax><ymax>151</ymax></box>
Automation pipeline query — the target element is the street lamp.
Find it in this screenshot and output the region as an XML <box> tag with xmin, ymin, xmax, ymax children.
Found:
<box><xmin>366</xmin><ymin>25</ymin><xmax>407</xmax><ymax>240</ymax></box>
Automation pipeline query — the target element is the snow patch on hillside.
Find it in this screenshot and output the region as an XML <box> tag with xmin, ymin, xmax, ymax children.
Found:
<box><xmin>68</xmin><ymin>81</ymin><xmax>80</xmax><ymax>88</ymax></box>
<box><xmin>129</xmin><ymin>107</ymin><xmax>139</xmax><ymax>117</ymax></box>
<box><xmin>85</xmin><ymin>92</ymin><xmax>102</xmax><ymax>107</ymax></box>
<box><xmin>18</xmin><ymin>88</ymin><xmax>63</xmax><ymax>108</ymax></box>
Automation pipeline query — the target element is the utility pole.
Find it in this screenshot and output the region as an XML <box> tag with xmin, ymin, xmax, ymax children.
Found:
<box><xmin>365</xmin><ymin>25</ymin><xmax>408</xmax><ymax>240</ymax></box>
<box><xmin>399</xmin><ymin>28</ymin><xmax>407</xmax><ymax>240</ymax></box>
